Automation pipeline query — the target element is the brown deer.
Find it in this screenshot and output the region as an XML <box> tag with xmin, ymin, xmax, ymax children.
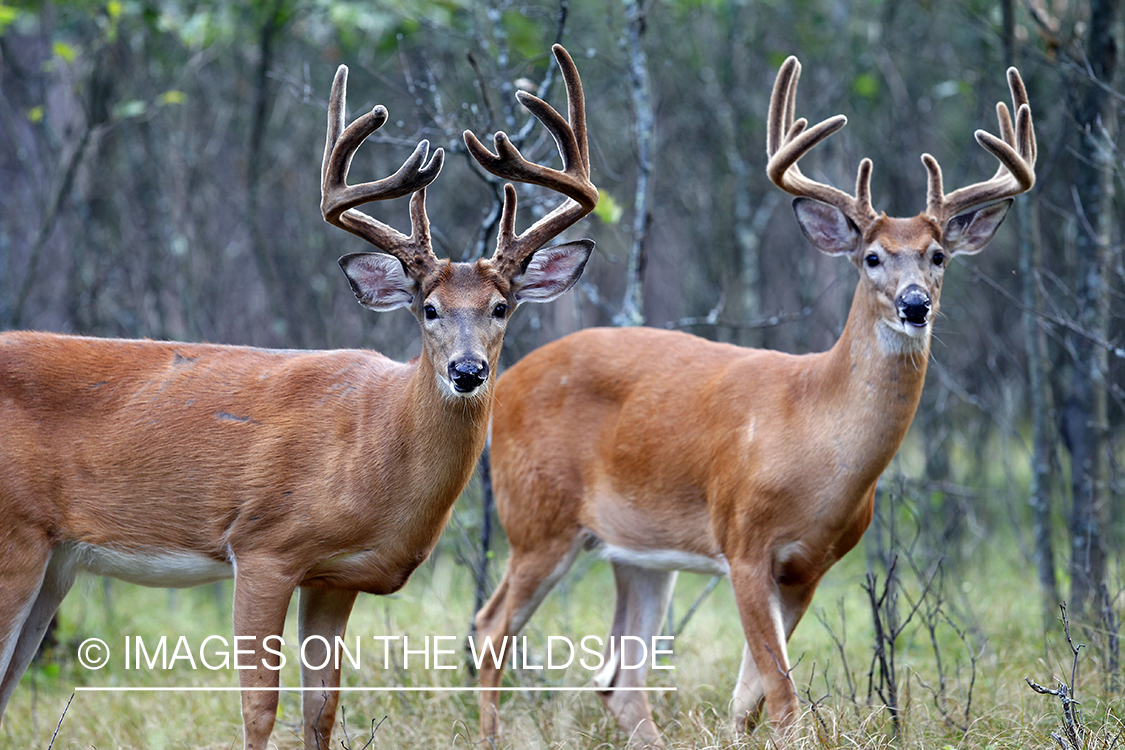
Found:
<box><xmin>474</xmin><ymin>57</ymin><xmax>1035</xmax><ymax>746</ymax></box>
<box><xmin>0</xmin><ymin>45</ymin><xmax>596</xmax><ymax>749</ymax></box>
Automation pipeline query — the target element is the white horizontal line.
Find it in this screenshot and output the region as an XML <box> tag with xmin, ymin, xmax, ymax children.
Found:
<box><xmin>75</xmin><ymin>686</ymin><xmax>675</xmax><ymax>693</ymax></box>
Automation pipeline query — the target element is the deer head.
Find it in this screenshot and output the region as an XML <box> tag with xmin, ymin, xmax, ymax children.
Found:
<box><xmin>322</xmin><ymin>45</ymin><xmax>598</xmax><ymax>397</ymax></box>
<box><xmin>767</xmin><ymin>57</ymin><xmax>1036</xmax><ymax>353</ymax></box>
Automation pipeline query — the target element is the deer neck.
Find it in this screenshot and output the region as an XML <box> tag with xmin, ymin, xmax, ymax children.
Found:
<box><xmin>817</xmin><ymin>278</ymin><xmax>930</xmax><ymax>477</ymax></box>
<box><xmin>401</xmin><ymin>352</ymin><xmax>492</xmax><ymax>505</ymax></box>
<box><xmin>373</xmin><ymin>350</ymin><xmax>488</xmax><ymax>517</ymax></box>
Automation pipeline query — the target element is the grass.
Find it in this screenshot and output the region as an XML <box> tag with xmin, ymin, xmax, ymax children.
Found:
<box><xmin>5</xmin><ymin>541</ymin><xmax>1122</xmax><ymax>749</ymax></box>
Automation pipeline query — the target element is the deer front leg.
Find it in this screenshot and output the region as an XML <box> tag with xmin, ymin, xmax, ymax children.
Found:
<box><xmin>232</xmin><ymin>557</ymin><xmax>299</xmax><ymax>750</ymax></box>
<box><xmin>728</xmin><ymin>560</ymin><xmax>799</xmax><ymax>743</ymax></box>
<box><xmin>731</xmin><ymin>640</ymin><xmax>766</xmax><ymax>731</ymax></box>
<box><xmin>298</xmin><ymin>586</ymin><xmax>358</xmax><ymax>749</ymax></box>
<box><xmin>730</xmin><ymin>578</ymin><xmax>819</xmax><ymax>735</ymax></box>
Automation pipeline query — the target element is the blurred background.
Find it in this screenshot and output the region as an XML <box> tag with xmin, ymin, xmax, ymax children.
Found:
<box><xmin>1</xmin><ymin>0</ymin><xmax>1121</xmax><ymax>667</ymax></box>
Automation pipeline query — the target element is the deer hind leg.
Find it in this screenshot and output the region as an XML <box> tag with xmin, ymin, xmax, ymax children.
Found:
<box><xmin>595</xmin><ymin>562</ymin><xmax>677</xmax><ymax>748</ymax></box>
<box><xmin>0</xmin><ymin>534</ymin><xmax>68</xmax><ymax>719</ymax></box>
<box><xmin>298</xmin><ymin>586</ymin><xmax>358</xmax><ymax>750</ymax></box>
<box><xmin>475</xmin><ymin>534</ymin><xmax>583</xmax><ymax>740</ymax></box>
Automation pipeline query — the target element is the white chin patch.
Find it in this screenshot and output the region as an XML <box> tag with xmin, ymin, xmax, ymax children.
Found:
<box><xmin>878</xmin><ymin>319</ymin><xmax>930</xmax><ymax>355</ymax></box>
<box><xmin>902</xmin><ymin>319</ymin><xmax>929</xmax><ymax>337</ymax></box>
<box><xmin>437</xmin><ymin>374</ymin><xmax>483</xmax><ymax>400</ymax></box>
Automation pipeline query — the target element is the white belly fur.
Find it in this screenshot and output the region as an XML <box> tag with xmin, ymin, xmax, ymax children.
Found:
<box><xmin>63</xmin><ymin>541</ymin><xmax>233</xmax><ymax>588</ymax></box>
<box><xmin>601</xmin><ymin>543</ymin><xmax>730</xmax><ymax>576</ymax></box>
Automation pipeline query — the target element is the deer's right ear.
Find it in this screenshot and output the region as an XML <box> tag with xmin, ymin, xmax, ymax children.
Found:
<box><xmin>792</xmin><ymin>197</ymin><xmax>862</xmax><ymax>257</ymax></box>
<box><xmin>510</xmin><ymin>240</ymin><xmax>593</xmax><ymax>304</ymax></box>
<box><xmin>339</xmin><ymin>252</ymin><xmax>416</xmax><ymax>311</ymax></box>
<box><xmin>943</xmin><ymin>199</ymin><xmax>1012</xmax><ymax>257</ymax></box>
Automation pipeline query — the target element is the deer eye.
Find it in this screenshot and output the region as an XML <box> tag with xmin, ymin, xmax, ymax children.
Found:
<box><xmin>423</xmin><ymin>304</ymin><xmax>438</xmax><ymax>320</ymax></box>
<box><xmin>932</xmin><ymin>251</ymin><xmax>945</xmax><ymax>267</ymax></box>
<box><xmin>864</xmin><ymin>253</ymin><xmax>880</xmax><ymax>268</ymax></box>
<box><xmin>492</xmin><ymin>303</ymin><xmax>509</xmax><ymax>319</ymax></box>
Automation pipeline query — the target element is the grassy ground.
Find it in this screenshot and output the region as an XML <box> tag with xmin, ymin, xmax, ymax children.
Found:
<box><xmin>5</xmin><ymin>543</ymin><xmax>1122</xmax><ymax>749</ymax></box>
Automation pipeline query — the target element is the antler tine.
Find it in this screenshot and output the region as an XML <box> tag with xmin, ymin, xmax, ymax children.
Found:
<box><xmin>766</xmin><ymin>56</ymin><xmax>800</xmax><ymax>158</ymax></box>
<box><xmin>321</xmin><ymin>64</ymin><xmax>445</xmax><ymax>271</ymax></box>
<box><xmin>766</xmin><ymin>56</ymin><xmax>876</xmax><ymax>229</ymax></box>
<box><xmin>463</xmin><ymin>44</ymin><xmax>598</xmax><ymax>276</ymax></box>
<box><xmin>925</xmin><ymin>66</ymin><xmax>1036</xmax><ymax>223</ymax></box>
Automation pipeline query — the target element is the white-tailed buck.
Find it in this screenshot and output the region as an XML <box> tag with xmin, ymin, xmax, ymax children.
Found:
<box><xmin>475</xmin><ymin>57</ymin><xmax>1035</xmax><ymax>746</ymax></box>
<box><xmin>0</xmin><ymin>45</ymin><xmax>596</xmax><ymax>749</ymax></box>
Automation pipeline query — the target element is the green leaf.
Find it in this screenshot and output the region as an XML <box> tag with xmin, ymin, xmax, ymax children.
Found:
<box><xmin>851</xmin><ymin>72</ymin><xmax>879</xmax><ymax>100</ymax></box>
<box><xmin>157</xmin><ymin>90</ymin><xmax>187</xmax><ymax>106</ymax></box>
<box><xmin>0</xmin><ymin>4</ymin><xmax>19</xmax><ymax>33</ymax></box>
<box><xmin>52</xmin><ymin>41</ymin><xmax>78</xmax><ymax>64</ymax></box>
<box><xmin>27</xmin><ymin>105</ymin><xmax>43</xmax><ymax>123</ymax></box>
<box><xmin>593</xmin><ymin>189</ymin><xmax>624</xmax><ymax>225</ymax></box>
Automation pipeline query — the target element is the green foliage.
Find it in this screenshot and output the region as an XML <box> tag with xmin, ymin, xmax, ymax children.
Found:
<box><xmin>851</xmin><ymin>71</ymin><xmax>879</xmax><ymax>100</ymax></box>
<box><xmin>158</xmin><ymin>1</ymin><xmax>238</xmax><ymax>51</ymax></box>
<box><xmin>52</xmin><ymin>39</ymin><xmax>78</xmax><ymax>63</ymax></box>
<box><xmin>156</xmin><ymin>89</ymin><xmax>186</xmax><ymax>105</ymax></box>
<box><xmin>321</xmin><ymin>1</ymin><xmax>401</xmax><ymax>52</ymax></box>
<box><xmin>0</xmin><ymin>4</ymin><xmax>19</xmax><ymax>33</ymax></box>
<box><xmin>501</xmin><ymin>8</ymin><xmax>543</xmax><ymax>60</ymax></box>
<box><xmin>593</xmin><ymin>189</ymin><xmax>624</xmax><ymax>226</ymax></box>
<box><xmin>314</xmin><ymin>0</ymin><xmax>472</xmax><ymax>56</ymax></box>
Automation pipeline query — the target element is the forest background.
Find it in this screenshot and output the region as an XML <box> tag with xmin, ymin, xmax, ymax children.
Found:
<box><xmin>1</xmin><ymin>0</ymin><xmax>1123</xmax><ymax>747</ymax></box>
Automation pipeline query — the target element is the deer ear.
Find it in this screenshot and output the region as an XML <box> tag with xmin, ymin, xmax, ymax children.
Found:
<box><xmin>511</xmin><ymin>240</ymin><xmax>593</xmax><ymax>304</ymax></box>
<box><xmin>943</xmin><ymin>199</ymin><xmax>1012</xmax><ymax>256</ymax></box>
<box><xmin>338</xmin><ymin>252</ymin><xmax>416</xmax><ymax>311</ymax></box>
<box><xmin>792</xmin><ymin>197</ymin><xmax>862</xmax><ymax>256</ymax></box>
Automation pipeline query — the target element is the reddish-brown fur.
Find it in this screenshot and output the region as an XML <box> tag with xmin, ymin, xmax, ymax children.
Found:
<box><xmin>475</xmin><ymin>58</ymin><xmax>1035</xmax><ymax>747</ymax></box>
<box><xmin>0</xmin><ymin>263</ymin><xmax>503</xmax><ymax>748</ymax></box>
<box><xmin>0</xmin><ymin>45</ymin><xmax>597</xmax><ymax>750</ymax></box>
<box><xmin>0</xmin><ymin>326</ymin><xmax>489</xmax><ymax>586</ymax></box>
<box><xmin>476</xmin><ymin>233</ymin><xmax>932</xmax><ymax>745</ymax></box>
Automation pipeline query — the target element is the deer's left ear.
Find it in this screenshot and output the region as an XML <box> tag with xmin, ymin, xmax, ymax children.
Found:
<box><xmin>943</xmin><ymin>199</ymin><xmax>1012</xmax><ymax>256</ymax></box>
<box><xmin>792</xmin><ymin>197</ymin><xmax>863</xmax><ymax>257</ymax></box>
<box><xmin>511</xmin><ymin>240</ymin><xmax>593</xmax><ymax>304</ymax></box>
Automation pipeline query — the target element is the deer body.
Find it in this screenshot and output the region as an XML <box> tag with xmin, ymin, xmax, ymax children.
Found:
<box><xmin>495</xmin><ymin>312</ymin><xmax>926</xmax><ymax>577</ymax></box>
<box><xmin>478</xmin><ymin>244</ymin><xmax>932</xmax><ymax>744</ymax></box>
<box><xmin>476</xmin><ymin>58</ymin><xmax>1035</xmax><ymax>746</ymax></box>
<box><xmin>1</xmin><ymin>44</ymin><xmax>597</xmax><ymax>750</ymax></box>
<box><xmin>0</xmin><ymin>332</ymin><xmax>479</xmax><ymax>596</ymax></box>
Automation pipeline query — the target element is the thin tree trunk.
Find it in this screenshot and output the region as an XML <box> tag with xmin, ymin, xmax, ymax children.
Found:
<box><xmin>1004</xmin><ymin>0</ymin><xmax>1059</xmax><ymax>620</ymax></box>
<box><xmin>1065</xmin><ymin>0</ymin><xmax>1117</xmax><ymax>618</ymax></box>
<box><xmin>474</xmin><ymin>446</ymin><xmax>493</xmax><ymax>620</ymax></box>
<box><xmin>1023</xmin><ymin>201</ymin><xmax>1059</xmax><ymax>619</ymax></box>
<box><xmin>616</xmin><ymin>0</ymin><xmax>653</xmax><ymax>327</ymax></box>
<box><xmin>247</xmin><ymin>0</ymin><xmax>310</xmax><ymax>346</ymax></box>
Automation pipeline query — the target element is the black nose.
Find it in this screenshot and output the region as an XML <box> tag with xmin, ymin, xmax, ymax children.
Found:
<box><xmin>449</xmin><ymin>359</ymin><xmax>488</xmax><ymax>393</ymax></box>
<box><xmin>897</xmin><ymin>286</ymin><xmax>931</xmax><ymax>326</ymax></box>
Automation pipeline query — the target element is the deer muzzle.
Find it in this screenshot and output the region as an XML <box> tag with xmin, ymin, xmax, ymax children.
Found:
<box><xmin>896</xmin><ymin>285</ymin><xmax>931</xmax><ymax>328</ymax></box>
<box><xmin>449</xmin><ymin>358</ymin><xmax>489</xmax><ymax>394</ymax></box>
